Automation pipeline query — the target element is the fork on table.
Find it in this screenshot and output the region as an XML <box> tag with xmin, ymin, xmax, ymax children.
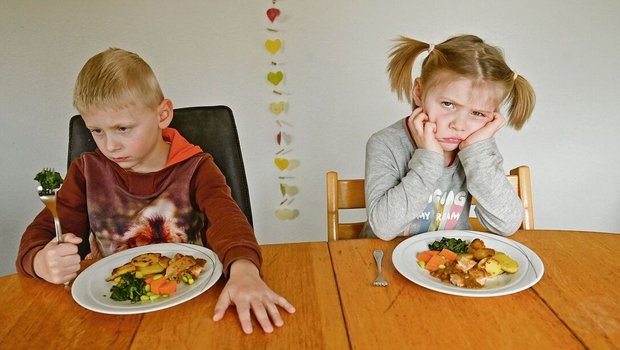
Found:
<box><xmin>372</xmin><ymin>249</ymin><xmax>388</xmax><ymax>287</ymax></box>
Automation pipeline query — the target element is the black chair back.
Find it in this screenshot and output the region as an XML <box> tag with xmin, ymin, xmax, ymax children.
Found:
<box><xmin>68</xmin><ymin>105</ymin><xmax>253</xmax><ymax>238</ymax></box>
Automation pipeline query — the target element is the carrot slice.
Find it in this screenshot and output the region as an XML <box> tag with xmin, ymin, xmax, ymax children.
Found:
<box><xmin>158</xmin><ymin>280</ymin><xmax>177</xmax><ymax>295</ymax></box>
<box><xmin>425</xmin><ymin>254</ymin><xmax>446</xmax><ymax>272</ymax></box>
<box><xmin>149</xmin><ymin>278</ymin><xmax>166</xmax><ymax>295</ymax></box>
<box><xmin>438</xmin><ymin>248</ymin><xmax>457</xmax><ymax>262</ymax></box>
<box><xmin>416</xmin><ymin>250</ymin><xmax>439</xmax><ymax>263</ymax></box>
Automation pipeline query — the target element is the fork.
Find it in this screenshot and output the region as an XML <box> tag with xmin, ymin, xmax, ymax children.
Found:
<box><xmin>372</xmin><ymin>249</ymin><xmax>388</xmax><ymax>287</ymax></box>
<box><xmin>38</xmin><ymin>187</ymin><xmax>70</xmax><ymax>289</ymax></box>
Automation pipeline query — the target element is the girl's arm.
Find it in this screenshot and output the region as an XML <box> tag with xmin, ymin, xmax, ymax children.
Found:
<box><xmin>365</xmin><ymin>132</ymin><xmax>444</xmax><ymax>240</ymax></box>
<box><xmin>459</xmin><ymin>139</ymin><xmax>523</xmax><ymax>236</ymax></box>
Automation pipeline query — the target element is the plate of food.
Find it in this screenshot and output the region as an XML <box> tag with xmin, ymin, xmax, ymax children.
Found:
<box><xmin>392</xmin><ymin>230</ymin><xmax>543</xmax><ymax>297</ymax></box>
<box><xmin>72</xmin><ymin>243</ymin><xmax>223</xmax><ymax>314</ymax></box>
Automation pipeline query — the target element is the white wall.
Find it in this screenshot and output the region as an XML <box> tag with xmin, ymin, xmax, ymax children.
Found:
<box><xmin>2</xmin><ymin>0</ymin><xmax>619</xmax><ymax>276</ymax></box>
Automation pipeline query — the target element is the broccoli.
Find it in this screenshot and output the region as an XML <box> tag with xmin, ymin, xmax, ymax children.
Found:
<box><xmin>34</xmin><ymin>168</ymin><xmax>63</xmax><ymax>195</ymax></box>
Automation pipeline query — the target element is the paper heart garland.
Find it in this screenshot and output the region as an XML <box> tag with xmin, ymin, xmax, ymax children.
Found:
<box><xmin>275</xmin><ymin>208</ymin><xmax>299</xmax><ymax>220</ymax></box>
<box><xmin>280</xmin><ymin>183</ymin><xmax>299</xmax><ymax>197</ymax></box>
<box><xmin>266</xmin><ymin>7</ymin><xmax>281</xmax><ymax>22</ymax></box>
<box><xmin>265</xmin><ymin>39</ymin><xmax>282</xmax><ymax>54</ymax></box>
<box><xmin>276</xmin><ymin>131</ymin><xmax>292</xmax><ymax>145</ymax></box>
<box><xmin>270</xmin><ymin>101</ymin><xmax>286</xmax><ymax>115</ymax></box>
<box><xmin>268</xmin><ymin>71</ymin><xmax>283</xmax><ymax>85</ymax></box>
<box><xmin>274</xmin><ymin>158</ymin><xmax>300</xmax><ymax>171</ymax></box>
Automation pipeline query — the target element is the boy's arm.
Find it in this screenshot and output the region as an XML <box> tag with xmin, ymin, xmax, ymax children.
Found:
<box><xmin>365</xmin><ymin>133</ymin><xmax>444</xmax><ymax>240</ymax></box>
<box><xmin>16</xmin><ymin>160</ymin><xmax>90</xmax><ymax>277</ymax></box>
<box><xmin>191</xmin><ymin>155</ymin><xmax>262</xmax><ymax>276</ymax></box>
<box><xmin>459</xmin><ymin>138</ymin><xmax>523</xmax><ymax>236</ymax></box>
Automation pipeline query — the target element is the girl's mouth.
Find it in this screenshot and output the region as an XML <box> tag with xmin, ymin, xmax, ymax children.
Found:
<box><xmin>438</xmin><ymin>138</ymin><xmax>463</xmax><ymax>144</ymax></box>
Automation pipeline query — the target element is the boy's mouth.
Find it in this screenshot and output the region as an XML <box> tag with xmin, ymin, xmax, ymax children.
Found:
<box><xmin>112</xmin><ymin>157</ymin><xmax>129</xmax><ymax>162</ymax></box>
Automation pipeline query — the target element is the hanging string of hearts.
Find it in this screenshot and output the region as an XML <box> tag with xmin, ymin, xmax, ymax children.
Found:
<box><xmin>265</xmin><ymin>0</ymin><xmax>300</xmax><ymax>221</ymax></box>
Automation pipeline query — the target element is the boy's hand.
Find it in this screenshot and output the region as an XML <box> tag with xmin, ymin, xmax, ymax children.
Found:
<box><xmin>33</xmin><ymin>233</ymin><xmax>82</xmax><ymax>284</ymax></box>
<box><xmin>460</xmin><ymin>112</ymin><xmax>506</xmax><ymax>149</ymax></box>
<box><xmin>407</xmin><ymin>107</ymin><xmax>443</xmax><ymax>154</ymax></box>
<box><xmin>213</xmin><ymin>259</ymin><xmax>296</xmax><ymax>334</ymax></box>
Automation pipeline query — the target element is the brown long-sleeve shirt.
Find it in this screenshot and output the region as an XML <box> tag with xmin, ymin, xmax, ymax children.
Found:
<box><xmin>17</xmin><ymin>128</ymin><xmax>261</xmax><ymax>277</ymax></box>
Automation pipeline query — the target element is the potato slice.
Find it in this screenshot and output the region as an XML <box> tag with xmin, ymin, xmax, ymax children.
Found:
<box><xmin>106</xmin><ymin>262</ymin><xmax>136</xmax><ymax>281</ymax></box>
<box><xmin>131</xmin><ymin>253</ymin><xmax>162</xmax><ymax>267</ymax></box>
<box><xmin>493</xmin><ymin>252</ymin><xmax>519</xmax><ymax>273</ymax></box>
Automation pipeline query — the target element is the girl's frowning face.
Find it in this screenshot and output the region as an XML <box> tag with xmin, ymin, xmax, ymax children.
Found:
<box><xmin>415</xmin><ymin>77</ymin><xmax>501</xmax><ymax>154</ymax></box>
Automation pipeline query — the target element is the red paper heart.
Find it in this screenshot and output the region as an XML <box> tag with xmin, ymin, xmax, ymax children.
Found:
<box><xmin>266</xmin><ymin>7</ymin><xmax>280</xmax><ymax>22</ymax></box>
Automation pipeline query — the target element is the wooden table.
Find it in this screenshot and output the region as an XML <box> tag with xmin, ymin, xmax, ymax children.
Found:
<box><xmin>328</xmin><ymin>230</ymin><xmax>620</xmax><ymax>350</ymax></box>
<box><xmin>0</xmin><ymin>242</ymin><xmax>348</xmax><ymax>350</ymax></box>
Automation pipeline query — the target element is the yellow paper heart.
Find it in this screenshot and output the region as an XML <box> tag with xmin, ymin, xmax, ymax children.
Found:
<box><xmin>280</xmin><ymin>183</ymin><xmax>300</xmax><ymax>197</ymax></box>
<box><xmin>270</xmin><ymin>101</ymin><xmax>286</xmax><ymax>115</ymax></box>
<box><xmin>274</xmin><ymin>157</ymin><xmax>289</xmax><ymax>171</ymax></box>
<box><xmin>265</xmin><ymin>39</ymin><xmax>282</xmax><ymax>54</ymax></box>
<box><xmin>268</xmin><ymin>71</ymin><xmax>283</xmax><ymax>85</ymax></box>
<box><xmin>275</xmin><ymin>208</ymin><xmax>300</xmax><ymax>220</ymax></box>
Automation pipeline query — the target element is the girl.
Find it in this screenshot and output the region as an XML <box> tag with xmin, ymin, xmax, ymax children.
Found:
<box><xmin>361</xmin><ymin>34</ymin><xmax>535</xmax><ymax>240</ymax></box>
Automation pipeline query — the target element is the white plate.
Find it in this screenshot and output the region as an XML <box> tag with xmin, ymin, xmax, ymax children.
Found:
<box><xmin>72</xmin><ymin>243</ymin><xmax>223</xmax><ymax>314</ymax></box>
<box><xmin>392</xmin><ymin>230</ymin><xmax>544</xmax><ymax>297</ymax></box>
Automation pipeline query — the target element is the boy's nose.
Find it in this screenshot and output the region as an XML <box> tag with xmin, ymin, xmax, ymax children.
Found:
<box><xmin>105</xmin><ymin>136</ymin><xmax>121</xmax><ymax>152</ymax></box>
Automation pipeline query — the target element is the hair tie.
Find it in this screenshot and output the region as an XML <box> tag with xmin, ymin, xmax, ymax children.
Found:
<box><xmin>512</xmin><ymin>71</ymin><xmax>518</xmax><ymax>81</ymax></box>
<box><xmin>427</xmin><ymin>44</ymin><xmax>435</xmax><ymax>54</ymax></box>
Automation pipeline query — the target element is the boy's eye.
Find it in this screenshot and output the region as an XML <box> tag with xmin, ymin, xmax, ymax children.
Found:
<box><xmin>89</xmin><ymin>129</ymin><xmax>102</xmax><ymax>135</ymax></box>
<box><xmin>118</xmin><ymin>127</ymin><xmax>128</xmax><ymax>132</ymax></box>
<box><xmin>472</xmin><ymin>111</ymin><xmax>487</xmax><ymax>118</ymax></box>
<box><xmin>441</xmin><ymin>101</ymin><xmax>454</xmax><ymax>109</ymax></box>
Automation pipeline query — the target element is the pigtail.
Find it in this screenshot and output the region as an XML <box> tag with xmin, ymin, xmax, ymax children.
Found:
<box><xmin>505</xmin><ymin>75</ymin><xmax>536</xmax><ymax>130</ymax></box>
<box><xmin>387</xmin><ymin>36</ymin><xmax>430</xmax><ymax>105</ymax></box>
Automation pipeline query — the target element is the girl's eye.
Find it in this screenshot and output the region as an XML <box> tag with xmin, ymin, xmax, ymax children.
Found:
<box><xmin>441</xmin><ymin>101</ymin><xmax>454</xmax><ymax>109</ymax></box>
<box><xmin>118</xmin><ymin>127</ymin><xmax>129</xmax><ymax>132</ymax></box>
<box><xmin>471</xmin><ymin>111</ymin><xmax>487</xmax><ymax>118</ymax></box>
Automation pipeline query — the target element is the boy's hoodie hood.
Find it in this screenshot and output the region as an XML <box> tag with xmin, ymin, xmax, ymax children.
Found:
<box><xmin>163</xmin><ymin>128</ymin><xmax>203</xmax><ymax>167</ymax></box>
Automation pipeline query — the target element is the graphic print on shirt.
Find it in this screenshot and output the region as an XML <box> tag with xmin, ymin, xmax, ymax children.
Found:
<box><xmin>83</xmin><ymin>154</ymin><xmax>204</xmax><ymax>259</ymax></box>
<box><xmin>417</xmin><ymin>189</ymin><xmax>466</xmax><ymax>232</ymax></box>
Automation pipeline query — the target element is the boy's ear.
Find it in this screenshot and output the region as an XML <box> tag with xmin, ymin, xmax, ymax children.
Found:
<box><xmin>412</xmin><ymin>78</ymin><xmax>423</xmax><ymax>106</ymax></box>
<box><xmin>158</xmin><ymin>99</ymin><xmax>173</xmax><ymax>128</ymax></box>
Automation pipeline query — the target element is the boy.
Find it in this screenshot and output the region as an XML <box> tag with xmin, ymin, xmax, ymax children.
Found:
<box><xmin>16</xmin><ymin>48</ymin><xmax>295</xmax><ymax>334</ymax></box>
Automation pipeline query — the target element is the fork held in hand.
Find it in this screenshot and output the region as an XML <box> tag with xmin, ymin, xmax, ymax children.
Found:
<box><xmin>372</xmin><ymin>249</ymin><xmax>388</xmax><ymax>287</ymax></box>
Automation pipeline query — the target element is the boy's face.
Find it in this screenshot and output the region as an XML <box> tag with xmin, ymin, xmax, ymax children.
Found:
<box><xmin>414</xmin><ymin>77</ymin><xmax>499</xmax><ymax>154</ymax></box>
<box><xmin>82</xmin><ymin>99</ymin><xmax>173</xmax><ymax>173</ymax></box>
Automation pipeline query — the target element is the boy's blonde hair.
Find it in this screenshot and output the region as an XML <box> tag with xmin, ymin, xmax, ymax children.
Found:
<box><xmin>387</xmin><ymin>35</ymin><xmax>535</xmax><ymax>130</ymax></box>
<box><xmin>73</xmin><ymin>48</ymin><xmax>164</xmax><ymax>115</ymax></box>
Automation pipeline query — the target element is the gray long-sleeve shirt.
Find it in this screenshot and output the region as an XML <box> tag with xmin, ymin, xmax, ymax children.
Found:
<box><xmin>360</xmin><ymin>118</ymin><xmax>523</xmax><ymax>240</ymax></box>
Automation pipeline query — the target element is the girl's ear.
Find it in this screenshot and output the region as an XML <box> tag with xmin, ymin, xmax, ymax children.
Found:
<box><xmin>158</xmin><ymin>99</ymin><xmax>173</xmax><ymax>128</ymax></box>
<box><xmin>412</xmin><ymin>78</ymin><xmax>423</xmax><ymax>106</ymax></box>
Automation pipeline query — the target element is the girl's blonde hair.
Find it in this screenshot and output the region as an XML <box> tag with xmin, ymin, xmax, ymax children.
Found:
<box><xmin>387</xmin><ymin>35</ymin><xmax>535</xmax><ymax>129</ymax></box>
<box><xmin>73</xmin><ymin>48</ymin><xmax>164</xmax><ymax>115</ymax></box>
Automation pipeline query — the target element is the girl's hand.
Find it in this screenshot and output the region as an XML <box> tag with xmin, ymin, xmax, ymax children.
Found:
<box><xmin>407</xmin><ymin>107</ymin><xmax>443</xmax><ymax>154</ymax></box>
<box><xmin>33</xmin><ymin>233</ymin><xmax>82</xmax><ymax>284</ymax></box>
<box><xmin>213</xmin><ymin>259</ymin><xmax>296</xmax><ymax>334</ymax></box>
<box><xmin>460</xmin><ymin>112</ymin><xmax>507</xmax><ymax>149</ymax></box>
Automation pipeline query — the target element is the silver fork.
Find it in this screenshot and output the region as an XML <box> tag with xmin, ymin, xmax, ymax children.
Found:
<box><xmin>38</xmin><ymin>186</ymin><xmax>71</xmax><ymax>290</ymax></box>
<box><xmin>372</xmin><ymin>249</ymin><xmax>388</xmax><ymax>287</ymax></box>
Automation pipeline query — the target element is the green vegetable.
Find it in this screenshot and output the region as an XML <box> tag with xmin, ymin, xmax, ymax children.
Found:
<box><xmin>428</xmin><ymin>237</ymin><xmax>469</xmax><ymax>253</ymax></box>
<box><xmin>109</xmin><ymin>274</ymin><xmax>147</xmax><ymax>303</ymax></box>
<box><xmin>34</xmin><ymin>168</ymin><xmax>63</xmax><ymax>195</ymax></box>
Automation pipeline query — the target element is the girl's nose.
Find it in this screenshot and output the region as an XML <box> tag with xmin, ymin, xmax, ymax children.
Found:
<box><xmin>449</xmin><ymin>113</ymin><xmax>466</xmax><ymax>131</ymax></box>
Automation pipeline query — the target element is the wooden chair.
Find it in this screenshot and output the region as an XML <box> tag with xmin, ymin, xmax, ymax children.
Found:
<box><xmin>326</xmin><ymin>171</ymin><xmax>366</xmax><ymax>241</ymax></box>
<box><xmin>326</xmin><ymin>166</ymin><xmax>534</xmax><ymax>241</ymax></box>
<box><xmin>470</xmin><ymin>166</ymin><xmax>534</xmax><ymax>231</ymax></box>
